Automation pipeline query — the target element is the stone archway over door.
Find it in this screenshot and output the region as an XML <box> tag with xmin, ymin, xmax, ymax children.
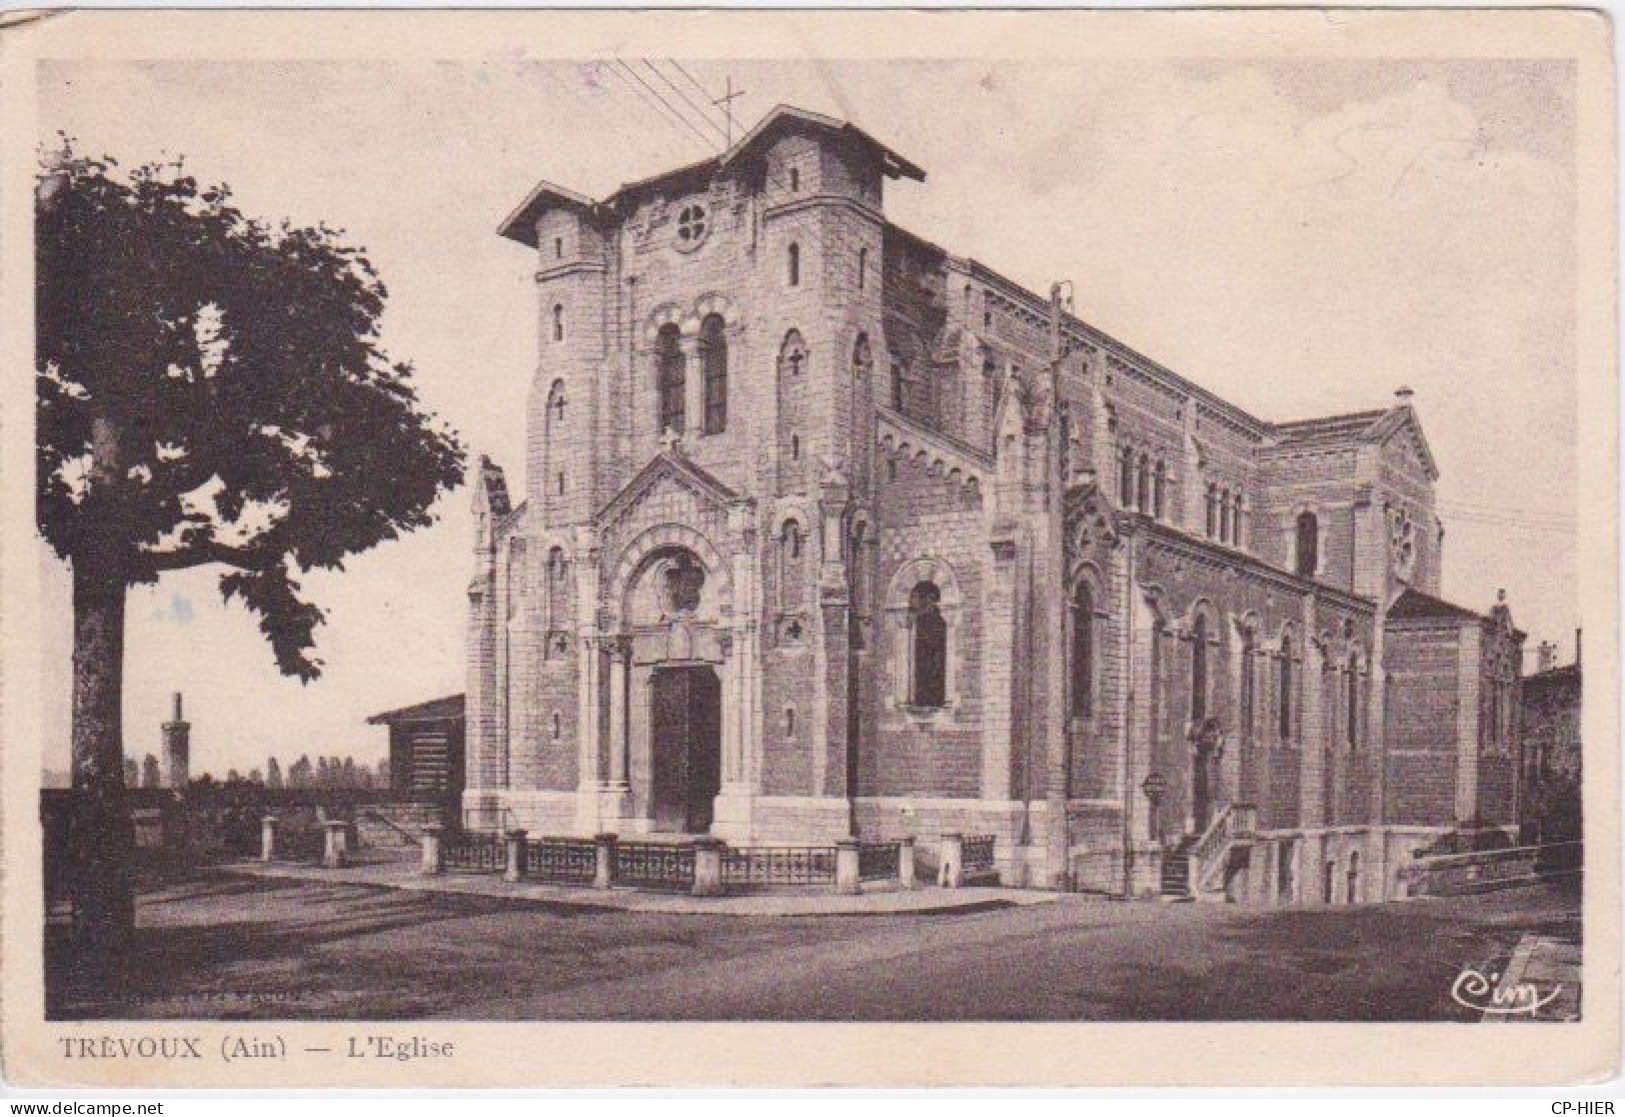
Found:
<box><xmin>649</xmin><ymin>666</ymin><xmax>722</xmax><ymax>833</ymax></box>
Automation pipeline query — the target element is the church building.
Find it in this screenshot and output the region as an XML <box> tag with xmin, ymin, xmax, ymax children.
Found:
<box><xmin>465</xmin><ymin>105</ymin><xmax>1525</xmax><ymax>901</ymax></box>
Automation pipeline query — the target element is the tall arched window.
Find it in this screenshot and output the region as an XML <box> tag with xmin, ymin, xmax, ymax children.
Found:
<box><xmin>1279</xmin><ymin>635</ymin><xmax>1295</xmax><ymax>741</ymax></box>
<box><xmin>1136</xmin><ymin>453</ymin><xmax>1151</xmax><ymax>512</ymax></box>
<box><xmin>1347</xmin><ymin>653</ymin><xmax>1360</xmax><ymax>746</ymax></box>
<box><xmin>1120</xmin><ymin>446</ymin><xmax>1136</xmax><ymax>506</ymax></box>
<box><xmin>853</xmin><ymin>333</ymin><xmax>872</xmax><ymax>380</ymax></box>
<box><xmin>552</xmin><ymin>303</ymin><xmax>565</xmax><ymax>342</ymax></box>
<box><xmin>1231</xmin><ymin>492</ymin><xmax>1245</xmax><ymax>547</ymax></box>
<box><xmin>656</xmin><ymin>323</ymin><xmax>684</xmax><ymax>435</ymax></box>
<box><xmin>1295</xmin><ymin>511</ymin><xmax>1319</xmax><ymax>577</ymax></box>
<box><xmin>890</xmin><ymin>363</ymin><xmax>905</xmax><ymax>410</ymax></box>
<box><xmin>1240</xmin><ymin>627</ymin><xmax>1256</xmax><ymax>740</ymax></box>
<box><xmin>787</xmin><ymin>242</ymin><xmax>801</xmax><ymax>287</ymax></box>
<box><xmin>909</xmin><ymin>581</ymin><xmax>947</xmax><ymax>709</ymax></box>
<box><xmin>1205</xmin><ymin>484</ymin><xmax>1218</xmax><ymax>537</ymax></box>
<box><xmin>1218</xmin><ymin>488</ymin><xmax>1232</xmax><ymax>542</ymax></box>
<box><xmin>778</xmin><ymin>521</ymin><xmax>805</xmax><ymax>610</ymax></box>
<box><xmin>1070</xmin><ymin>581</ymin><xmax>1095</xmax><ymax>719</ymax></box>
<box><xmin>700</xmin><ymin>313</ymin><xmax>728</xmax><ymax>434</ymax></box>
<box><xmin>1153</xmin><ymin>461</ymin><xmax>1167</xmax><ymax>520</ymax></box>
<box><xmin>1191</xmin><ymin>613</ymin><xmax>1209</xmax><ymax>722</ymax></box>
<box><xmin>547</xmin><ymin>380</ymin><xmax>566</xmax><ymax>426</ymax></box>
<box><xmin>858</xmin><ymin>246</ymin><xmax>868</xmax><ymax>290</ymax></box>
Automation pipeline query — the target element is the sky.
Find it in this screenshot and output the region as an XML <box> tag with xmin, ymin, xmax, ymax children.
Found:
<box><xmin>36</xmin><ymin>56</ymin><xmax>1580</xmax><ymax>777</ymax></box>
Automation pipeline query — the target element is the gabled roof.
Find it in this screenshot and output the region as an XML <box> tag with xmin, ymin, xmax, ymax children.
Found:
<box><xmin>1386</xmin><ymin>588</ymin><xmax>1483</xmax><ymax>623</ymax></box>
<box><xmin>497</xmin><ymin>180</ymin><xmax>601</xmax><ymax>247</ymax></box>
<box><xmin>499</xmin><ymin>105</ymin><xmax>924</xmax><ymax>247</ymax></box>
<box><xmin>367</xmin><ymin>694</ymin><xmax>465</xmax><ymax>725</ymax></box>
<box><xmin>1268</xmin><ymin>404</ymin><xmax>1439</xmax><ymax>480</ymax></box>
<box><xmin>596</xmin><ymin>448</ymin><xmax>745</xmax><ymax>528</ymax></box>
<box><xmin>718</xmin><ymin>104</ymin><xmax>925</xmax><ymax>182</ymax></box>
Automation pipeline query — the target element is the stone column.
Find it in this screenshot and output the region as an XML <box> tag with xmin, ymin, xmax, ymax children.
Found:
<box><xmin>594</xmin><ymin>833</ymin><xmax>618</xmax><ymax>890</ymax></box>
<box><xmin>691</xmin><ymin>836</ymin><xmax>724</xmax><ymax>897</ymax></box>
<box><xmin>898</xmin><ymin>836</ymin><xmax>916</xmax><ymax>890</ymax></box>
<box><xmin>606</xmin><ymin>641</ymin><xmax>629</xmax><ymax>786</ymax></box>
<box><xmin>260</xmin><ymin>815</ymin><xmax>279</xmax><ymax>863</ymax></box>
<box><xmin>679</xmin><ymin>334</ymin><xmax>703</xmax><ymax>439</ymax></box>
<box><xmin>574</xmin><ymin>633</ymin><xmax>603</xmax><ymax>832</ymax></box>
<box><xmin>939</xmin><ymin>833</ymin><xmax>965</xmax><ymax>888</ymax></box>
<box><xmin>835</xmin><ymin>837</ymin><xmax>861</xmax><ymax>895</ymax></box>
<box><xmin>321</xmin><ymin>820</ymin><xmax>349</xmax><ymax>868</ymax></box>
<box><xmin>421</xmin><ymin>823</ymin><xmax>445</xmax><ymax>875</ymax></box>
<box><xmin>504</xmin><ymin>828</ymin><xmax>528</xmax><ymax>883</ymax></box>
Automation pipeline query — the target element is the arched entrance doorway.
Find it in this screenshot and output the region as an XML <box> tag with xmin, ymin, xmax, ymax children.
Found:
<box><xmin>649</xmin><ymin>665</ymin><xmax>722</xmax><ymax>833</ymax></box>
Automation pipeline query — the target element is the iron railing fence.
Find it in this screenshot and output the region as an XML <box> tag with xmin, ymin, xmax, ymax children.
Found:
<box><xmin>721</xmin><ymin>845</ymin><xmax>837</xmax><ymax>888</ymax></box>
<box><xmin>962</xmin><ymin>834</ymin><xmax>997</xmax><ymax>875</ymax></box>
<box><xmin>525</xmin><ymin>837</ymin><xmax>598</xmax><ymax>885</ymax></box>
<box><xmin>857</xmin><ymin>840</ymin><xmax>901</xmax><ymax>882</ymax></box>
<box><xmin>443</xmin><ymin>829</ymin><xmax>504</xmax><ymax>873</ymax></box>
<box><xmin>614</xmin><ymin>841</ymin><xmax>696</xmax><ymax>891</ymax></box>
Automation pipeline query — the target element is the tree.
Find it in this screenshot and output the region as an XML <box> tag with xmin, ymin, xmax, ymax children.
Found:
<box><xmin>37</xmin><ymin>148</ymin><xmax>465</xmax><ymax>959</ymax></box>
<box><xmin>140</xmin><ymin>754</ymin><xmax>161</xmax><ymax>789</ymax></box>
<box><xmin>265</xmin><ymin>757</ymin><xmax>282</xmax><ymax>790</ymax></box>
<box><xmin>121</xmin><ymin>757</ymin><xmax>139</xmax><ymax>788</ymax></box>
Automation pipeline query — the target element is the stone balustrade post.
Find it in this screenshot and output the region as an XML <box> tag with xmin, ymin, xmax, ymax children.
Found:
<box><xmin>594</xmin><ymin>833</ymin><xmax>618</xmax><ymax>890</ymax></box>
<box><xmin>939</xmin><ymin>833</ymin><xmax>965</xmax><ymax>888</ymax></box>
<box><xmin>504</xmin><ymin>829</ymin><xmax>529</xmax><ymax>883</ymax></box>
<box><xmin>260</xmin><ymin>815</ymin><xmax>279</xmax><ymax>863</ymax></box>
<box><xmin>898</xmin><ymin>836</ymin><xmax>916</xmax><ymax>891</ymax></box>
<box><xmin>835</xmin><ymin>837</ymin><xmax>862</xmax><ymax>895</ymax></box>
<box><xmin>691</xmin><ymin>837</ymin><xmax>724</xmax><ymax>897</ymax></box>
<box><xmin>321</xmin><ymin>819</ymin><xmax>349</xmax><ymax>868</ymax></box>
<box><xmin>421</xmin><ymin>823</ymin><xmax>445</xmax><ymax>876</ymax></box>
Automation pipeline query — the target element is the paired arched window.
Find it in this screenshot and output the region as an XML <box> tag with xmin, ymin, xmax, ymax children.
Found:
<box><xmin>1190</xmin><ymin>614</ymin><xmax>1209</xmax><ymax>722</ymax></box>
<box><xmin>1206</xmin><ymin>483</ymin><xmax>1244</xmax><ymax>545</ymax></box>
<box><xmin>909</xmin><ymin>581</ymin><xmax>948</xmax><ymax>709</ymax></box>
<box><xmin>1279</xmin><ymin>635</ymin><xmax>1295</xmax><ymax>741</ymax></box>
<box><xmin>655</xmin><ymin>323</ymin><xmax>684</xmax><ymax>435</ymax></box>
<box><xmin>787</xmin><ymin>242</ymin><xmax>801</xmax><ymax>287</ymax></box>
<box><xmin>1070</xmin><ymin>581</ymin><xmax>1095</xmax><ymax>719</ymax></box>
<box><xmin>552</xmin><ymin>303</ymin><xmax>565</xmax><ymax>342</ymax></box>
<box><xmin>700</xmin><ymin>313</ymin><xmax>728</xmax><ymax>435</ymax></box>
<box><xmin>1295</xmin><ymin>511</ymin><xmax>1319</xmax><ymax>578</ymax></box>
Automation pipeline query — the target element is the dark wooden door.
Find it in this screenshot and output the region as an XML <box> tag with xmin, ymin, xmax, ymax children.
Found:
<box><xmin>649</xmin><ymin>667</ymin><xmax>722</xmax><ymax>834</ymax></box>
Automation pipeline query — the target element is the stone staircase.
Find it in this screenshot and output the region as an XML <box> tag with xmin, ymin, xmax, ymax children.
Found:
<box><xmin>354</xmin><ymin>802</ymin><xmax>443</xmax><ymax>848</ymax></box>
<box><xmin>1159</xmin><ymin>841</ymin><xmax>1195</xmax><ymax>901</ymax></box>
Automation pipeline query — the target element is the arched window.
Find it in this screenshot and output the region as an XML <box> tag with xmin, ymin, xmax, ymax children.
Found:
<box><xmin>858</xmin><ymin>246</ymin><xmax>868</xmax><ymax>290</ymax></box>
<box><xmin>553</xmin><ymin>236</ymin><xmax>563</xmax><ymax>260</ymax></box>
<box><xmin>788</xmin><ymin>242</ymin><xmax>800</xmax><ymax>287</ymax></box>
<box><xmin>1218</xmin><ymin>488</ymin><xmax>1232</xmax><ymax>542</ymax></box>
<box><xmin>1279</xmin><ymin>636</ymin><xmax>1294</xmax><ymax>741</ymax></box>
<box><xmin>1119</xmin><ymin>446</ymin><xmax>1136</xmax><ymax>506</ymax></box>
<box><xmin>1295</xmin><ymin>511</ymin><xmax>1319</xmax><ymax>578</ymax></box>
<box><xmin>853</xmin><ymin>334</ymin><xmax>872</xmax><ymax>380</ymax></box>
<box><xmin>1240</xmin><ymin>627</ymin><xmax>1256</xmax><ymax>740</ymax></box>
<box><xmin>785</xmin><ymin>707</ymin><xmax>797</xmax><ymax>736</ymax></box>
<box><xmin>789</xmin><ymin>167</ymin><xmax>800</xmax><ymax>192</ymax></box>
<box><xmin>1153</xmin><ymin>461</ymin><xmax>1167</xmax><ymax>520</ymax></box>
<box><xmin>1347</xmin><ymin>653</ymin><xmax>1360</xmax><ymax>746</ymax></box>
<box><xmin>552</xmin><ymin>303</ymin><xmax>565</xmax><ymax>342</ymax></box>
<box><xmin>890</xmin><ymin>363</ymin><xmax>905</xmax><ymax>410</ymax></box>
<box><xmin>1136</xmin><ymin>453</ymin><xmax>1151</xmax><ymax>512</ymax></box>
<box><xmin>547</xmin><ymin>381</ymin><xmax>566</xmax><ymax>426</ymax></box>
<box><xmin>656</xmin><ymin>323</ymin><xmax>684</xmax><ymax>435</ymax></box>
<box><xmin>700</xmin><ymin>313</ymin><xmax>727</xmax><ymax>435</ymax></box>
<box><xmin>1232</xmin><ymin>492</ymin><xmax>1245</xmax><ymax>547</ymax></box>
<box><xmin>1205</xmin><ymin>484</ymin><xmax>1217</xmax><ymax>538</ymax></box>
<box><xmin>791</xmin><ymin>433</ymin><xmax>800</xmax><ymax>460</ymax></box>
<box><xmin>1191</xmin><ymin>613</ymin><xmax>1209</xmax><ymax>722</ymax></box>
<box><xmin>551</xmin><ymin>712</ymin><xmax>562</xmax><ymax>740</ymax></box>
<box><xmin>1070</xmin><ymin>581</ymin><xmax>1095</xmax><ymax>719</ymax></box>
<box><xmin>779</xmin><ymin>329</ymin><xmax>806</xmax><ymax>379</ymax></box>
<box><xmin>556</xmin><ymin>471</ymin><xmax>565</xmax><ymax>496</ymax></box>
<box><xmin>909</xmin><ymin>582</ymin><xmax>948</xmax><ymax>708</ymax></box>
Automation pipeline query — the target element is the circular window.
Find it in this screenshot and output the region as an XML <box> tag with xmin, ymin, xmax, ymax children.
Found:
<box><xmin>675</xmin><ymin>203</ymin><xmax>708</xmax><ymax>250</ymax></box>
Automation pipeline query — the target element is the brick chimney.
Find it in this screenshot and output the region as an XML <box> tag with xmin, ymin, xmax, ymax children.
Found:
<box><xmin>1536</xmin><ymin>641</ymin><xmax>1557</xmax><ymax>673</ymax></box>
<box><xmin>162</xmin><ymin>691</ymin><xmax>190</xmax><ymax>790</ymax></box>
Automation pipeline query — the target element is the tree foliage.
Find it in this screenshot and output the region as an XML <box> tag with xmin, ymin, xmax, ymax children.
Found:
<box><xmin>37</xmin><ymin>145</ymin><xmax>465</xmax><ymax>678</ymax></box>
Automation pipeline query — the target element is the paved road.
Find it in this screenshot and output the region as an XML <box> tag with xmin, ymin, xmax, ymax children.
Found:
<box><xmin>48</xmin><ymin>875</ymin><xmax>1580</xmax><ymax>1022</ymax></box>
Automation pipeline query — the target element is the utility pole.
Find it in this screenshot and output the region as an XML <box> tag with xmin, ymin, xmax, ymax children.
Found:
<box><xmin>713</xmin><ymin>76</ymin><xmax>747</xmax><ymax>146</ymax></box>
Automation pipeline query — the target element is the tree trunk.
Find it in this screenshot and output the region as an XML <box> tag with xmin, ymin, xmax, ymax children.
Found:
<box><xmin>69</xmin><ymin>556</ymin><xmax>134</xmax><ymax>966</ymax></box>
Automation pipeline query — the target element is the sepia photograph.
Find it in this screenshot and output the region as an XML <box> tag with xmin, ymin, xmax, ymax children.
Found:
<box><xmin>2</xmin><ymin>8</ymin><xmax>1615</xmax><ymax>1089</ymax></box>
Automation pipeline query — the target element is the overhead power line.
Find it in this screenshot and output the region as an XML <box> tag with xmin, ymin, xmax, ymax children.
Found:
<box><xmin>614</xmin><ymin>59</ymin><xmax>717</xmax><ymax>152</ymax></box>
<box><xmin>643</xmin><ymin>60</ymin><xmax>729</xmax><ymax>147</ymax></box>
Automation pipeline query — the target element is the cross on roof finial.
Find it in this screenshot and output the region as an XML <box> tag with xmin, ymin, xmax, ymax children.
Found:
<box><xmin>713</xmin><ymin>75</ymin><xmax>747</xmax><ymax>147</ymax></box>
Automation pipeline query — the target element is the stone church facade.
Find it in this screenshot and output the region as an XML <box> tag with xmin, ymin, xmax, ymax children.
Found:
<box><xmin>465</xmin><ymin>105</ymin><xmax>1525</xmax><ymax>901</ymax></box>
